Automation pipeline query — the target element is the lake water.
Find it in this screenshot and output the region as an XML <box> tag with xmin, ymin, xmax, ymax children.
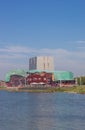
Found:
<box><xmin>0</xmin><ymin>91</ymin><xmax>85</xmax><ymax>130</ymax></box>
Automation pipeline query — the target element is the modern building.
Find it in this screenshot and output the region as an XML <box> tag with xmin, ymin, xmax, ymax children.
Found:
<box><xmin>29</xmin><ymin>56</ymin><xmax>54</xmax><ymax>71</ymax></box>
<box><xmin>5</xmin><ymin>69</ymin><xmax>75</xmax><ymax>87</ymax></box>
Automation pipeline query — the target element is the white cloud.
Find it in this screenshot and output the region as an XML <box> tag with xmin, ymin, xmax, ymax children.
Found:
<box><xmin>68</xmin><ymin>40</ymin><xmax>85</xmax><ymax>44</ymax></box>
<box><xmin>76</xmin><ymin>40</ymin><xmax>85</xmax><ymax>44</ymax></box>
<box><xmin>0</xmin><ymin>54</ymin><xmax>27</xmax><ymax>59</ymax></box>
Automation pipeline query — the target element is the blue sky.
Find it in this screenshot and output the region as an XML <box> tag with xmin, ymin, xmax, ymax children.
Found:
<box><xmin>0</xmin><ymin>0</ymin><xmax>85</xmax><ymax>79</ymax></box>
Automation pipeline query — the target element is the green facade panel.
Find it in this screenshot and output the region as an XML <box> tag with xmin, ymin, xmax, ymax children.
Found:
<box><xmin>5</xmin><ymin>69</ymin><xmax>26</xmax><ymax>82</ymax></box>
<box><xmin>53</xmin><ymin>71</ymin><xmax>74</xmax><ymax>81</ymax></box>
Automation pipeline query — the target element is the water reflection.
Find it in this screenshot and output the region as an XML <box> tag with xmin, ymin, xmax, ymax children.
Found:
<box><xmin>27</xmin><ymin>93</ymin><xmax>58</xmax><ymax>130</ymax></box>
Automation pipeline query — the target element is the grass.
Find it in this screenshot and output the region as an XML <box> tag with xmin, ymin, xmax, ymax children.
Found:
<box><xmin>0</xmin><ymin>85</ymin><xmax>85</xmax><ymax>94</ymax></box>
<box><xmin>54</xmin><ymin>85</ymin><xmax>85</xmax><ymax>94</ymax></box>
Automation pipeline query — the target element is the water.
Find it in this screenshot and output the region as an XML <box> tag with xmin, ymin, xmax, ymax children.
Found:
<box><xmin>0</xmin><ymin>91</ymin><xmax>85</xmax><ymax>130</ymax></box>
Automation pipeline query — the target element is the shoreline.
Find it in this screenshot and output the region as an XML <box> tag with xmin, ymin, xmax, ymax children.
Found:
<box><xmin>0</xmin><ymin>85</ymin><xmax>85</xmax><ymax>94</ymax></box>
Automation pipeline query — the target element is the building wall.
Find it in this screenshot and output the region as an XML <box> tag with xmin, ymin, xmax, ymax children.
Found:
<box><xmin>26</xmin><ymin>72</ymin><xmax>52</xmax><ymax>84</ymax></box>
<box><xmin>29</xmin><ymin>56</ymin><xmax>54</xmax><ymax>71</ymax></box>
<box><xmin>53</xmin><ymin>71</ymin><xmax>74</xmax><ymax>81</ymax></box>
<box><xmin>29</xmin><ymin>57</ymin><xmax>37</xmax><ymax>70</ymax></box>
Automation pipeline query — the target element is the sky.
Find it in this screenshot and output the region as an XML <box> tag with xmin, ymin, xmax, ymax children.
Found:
<box><xmin>0</xmin><ymin>0</ymin><xmax>85</xmax><ymax>80</ymax></box>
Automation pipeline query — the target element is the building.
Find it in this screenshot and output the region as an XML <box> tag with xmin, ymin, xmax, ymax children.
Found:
<box><xmin>5</xmin><ymin>69</ymin><xmax>75</xmax><ymax>87</ymax></box>
<box><xmin>26</xmin><ymin>72</ymin><xmax>52</xmax><ymax>85</ymax></box>
<box><xmin>5</xmin><ymin>69</ymin><xmax>26</xmax><ymax>87</ymax></box>
<box><xmin>29</xmin><ymin>56</ymin><xmax>54</xmax><ymax>71</ymax></box>
<box><xmin>53</xmin><ymin>71</ymin><xmax>75</xmax><ymax>87</ymax></box>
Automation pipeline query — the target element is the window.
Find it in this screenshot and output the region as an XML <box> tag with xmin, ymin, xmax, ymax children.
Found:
<box><xmin>44</xmin><ymin>78</ymin><xmax>46</xmax><ymax>80</ymax></box>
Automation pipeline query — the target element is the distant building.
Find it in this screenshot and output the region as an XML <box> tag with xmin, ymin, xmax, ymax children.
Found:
<box><xmin>29</xmin><ymin>56</ymin><xmax>54</xmax><ymax>71</ymax></box>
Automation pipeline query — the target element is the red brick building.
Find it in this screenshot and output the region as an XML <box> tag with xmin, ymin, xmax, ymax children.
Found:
<box><xmin>26</xmin><ymin>72</ymin><xmax>52</xmax><ymax>85</ymax></box>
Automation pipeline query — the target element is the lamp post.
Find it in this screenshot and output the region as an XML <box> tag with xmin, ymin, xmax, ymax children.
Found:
<box><xmin>80</xmin><ymin>76</ymin><xmax>81</xmax><ymax>86</ymax></box>
<box><xmin>60</xmin><ymin>79</ymin><xmax>62</xmax><ymax>87</ymax></box>
<box><xmin>25</xmin><ymin>71</ymin><xmax>27</xmax><ymax>87</ymax></box>
<box><xmin>75</xmin><ymin>78</ymin><xmax>78</xmax><ymax>85</ymax></box>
